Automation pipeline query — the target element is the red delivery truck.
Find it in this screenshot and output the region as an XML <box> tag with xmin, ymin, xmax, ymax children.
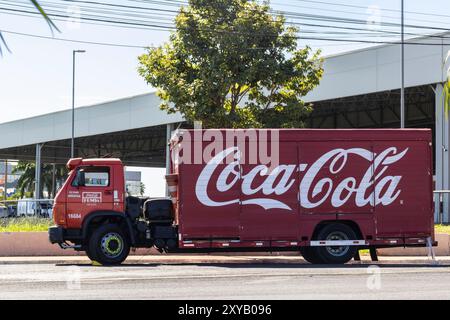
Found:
<box><xmin>49</xmin><ymin>129</ymin><xmax>435</xmax><ymax>265</ymax></box>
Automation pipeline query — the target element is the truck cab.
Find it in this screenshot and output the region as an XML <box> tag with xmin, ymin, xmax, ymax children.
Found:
<box><xmin>49</xmin><ymin>158</ymin><xmax>177</xmax><ymax>265</ymax></box>
<box><xmin>52</xmin><ymin>158</ymin><xmax>127</xmax><ymax>228</ymax></box>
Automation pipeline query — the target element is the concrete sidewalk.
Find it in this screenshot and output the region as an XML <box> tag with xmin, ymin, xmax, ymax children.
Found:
<box><xmin>0</xmin><ymin>254</ymin><xmax>448</xmax><ymax>265</ymax></box>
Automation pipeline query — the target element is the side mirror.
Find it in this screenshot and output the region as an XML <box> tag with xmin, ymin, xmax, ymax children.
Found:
<box><xmin>75</xmin><ymin>170</ymin><xmax>85</xmax><ymax>187</ymax></box>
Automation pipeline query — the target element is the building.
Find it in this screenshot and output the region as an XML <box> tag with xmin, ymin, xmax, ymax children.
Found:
<box><xmin>125</xmin><ymin>170</ymin><xmax>143</xmax><ymax>196</ymax></box>
<box><xmin>0</xmin><ymin>161</ymin><xmax>20</xmax><ymax>197</ymax></box>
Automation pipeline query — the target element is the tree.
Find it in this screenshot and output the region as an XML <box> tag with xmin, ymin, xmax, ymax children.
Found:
<box><xmin>138</xmin><ymin>0</ymin><xmax>323</xmax><ymax>128</ymax></box>
<box><xmin>139</xmin><ymin>182</ymin><xmax>146</xmax><ymax>196</ymax></box>
<box><xmin>12</xmin><ymin>161</ymin><xmax>68</xmax><ymax>199</ymax></box>
<box><xmin>0</xmin><ymin>1</ymin><xmax>58</xmax><ymax>55</ymax></box>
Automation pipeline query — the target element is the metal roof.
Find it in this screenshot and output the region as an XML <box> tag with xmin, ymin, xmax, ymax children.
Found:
<box><xmin>0</xmin><ymin>92</ymin><xmax>183</xmax><ymax>150</ymax></box>
<box><xmin>304</xmin><ymin>31</ymin><xmax>450</xmax><ymax>102</ymax></box>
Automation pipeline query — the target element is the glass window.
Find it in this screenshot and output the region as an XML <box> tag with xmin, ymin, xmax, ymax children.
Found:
<box><xmin>85</xmin><ymin>171</ymin><xmax>109</xmax><ymax>187</ymax></box>
<box><xmin>72</xmin><ymin>167</ymin><xmax>110</xmax><ymax>187</ymax></box>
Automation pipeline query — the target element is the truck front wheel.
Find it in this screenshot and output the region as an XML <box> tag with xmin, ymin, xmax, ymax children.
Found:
<box><xmin>314</xmin><ymin>223</ymin><xmax>358</xmax><ymax>264</ymax></box>
<box><xmin>85</xmin><ymin>245</ymin><xmax>98</xmax><ymax>262</ymax></box>
<box><xmin>88</xmin><ymin>224</ymin><xmax>130</xmax><ymax>265</ymax></box>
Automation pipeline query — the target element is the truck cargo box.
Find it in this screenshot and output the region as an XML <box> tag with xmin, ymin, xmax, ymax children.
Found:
<box><xmin>169</xmin><ymin>129</ymin><xmax>434</xmax><ymax>246</ymax></box>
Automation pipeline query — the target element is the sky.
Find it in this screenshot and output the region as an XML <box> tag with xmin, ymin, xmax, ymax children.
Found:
<box><xmin>1</xmin><ymin>0</ymin><xmax>450</xmax><ymax>196</ymax></box>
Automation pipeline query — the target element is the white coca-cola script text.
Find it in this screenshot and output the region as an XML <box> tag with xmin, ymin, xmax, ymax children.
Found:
<box><xmin>195</xmin><ymin>147</ymin><xmax>408</xmax><ymax>211</ymax></box>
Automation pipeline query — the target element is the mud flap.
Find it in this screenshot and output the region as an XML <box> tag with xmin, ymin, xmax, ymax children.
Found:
<box><xmin>427</xmin><ymin>236</ymin><xmax>439</xmax><ymax>265</ymax></box>
<box><xmin>370</xmin><ymin>247</ymin><xmax>378</xmax><ymax>262</ymax></box>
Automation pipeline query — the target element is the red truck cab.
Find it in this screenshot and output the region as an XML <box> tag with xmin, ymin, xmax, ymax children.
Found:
<box><xmin>50</xmin><ymin>157</ymin><xmax>176</xmax><ymax>265</ymax></box>
<box><xmin>53</xmin><ymin>158</ymin><xmax>126</xmax><ymax>229</ymax></box>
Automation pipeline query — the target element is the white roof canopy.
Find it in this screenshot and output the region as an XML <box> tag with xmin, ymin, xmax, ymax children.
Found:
<box><xmin>1</xmin><ymin>32</ymin><xmax>449</xmax><ymax>150</ymax></box>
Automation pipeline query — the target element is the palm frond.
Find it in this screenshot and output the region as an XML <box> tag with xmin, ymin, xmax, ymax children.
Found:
<box><xmin>30</xmin><ymin>0</ymin><xmax>60</xmax><ymax>34</ymax></box>
<box><xmin>0</xmin><ymin>32</ymin><xmax>11</xmax><ymax>56</ymax></box>
<box><xmin>445</xmin><ymin>80</ymin><xmax>450</xmax><ymax>118</ymax></box>
<box><xmin>0</xmin><ymin>1</ymin><xmax>59</xmax><ymax>55</ymax></box>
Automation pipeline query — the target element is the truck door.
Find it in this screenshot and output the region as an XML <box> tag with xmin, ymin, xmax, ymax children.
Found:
<box><xmin>179</xmin><ymin>139</ymin><xmax>241</xmax><ymax>240</ymax></box>
<box><xmin>297</xmin><ymin>141</ymin><xmax>376</xmax><ymax>240</ymax></box>
<box><xmin>66</xmin><ymin>166</ymin><xmax>114</xmax><ymax>228</ymax></box>
<box><xmin>239</xmin><ymin>141</ymin><xmax>300</xmax><ymax>241</ymax></box>
<box><xmin>373</xmin><ymin>141</ymin><xmax>433</xmax><ymax>237</ymax></box>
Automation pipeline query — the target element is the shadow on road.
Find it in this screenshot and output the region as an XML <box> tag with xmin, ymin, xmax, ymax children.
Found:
<box><xmin>56</xmin><ymin>261</ymin><xmax>450</xmax><ymax>269</ymax></box>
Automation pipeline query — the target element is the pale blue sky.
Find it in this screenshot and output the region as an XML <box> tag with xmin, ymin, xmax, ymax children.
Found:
<box><xmin>0</xmin><ymin>0</ymin><xmax>449</xmax><ymax>196</ymax></box>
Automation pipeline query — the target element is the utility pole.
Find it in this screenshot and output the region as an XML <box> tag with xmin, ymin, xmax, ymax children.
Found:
<box><xmin>400</xmin><ymin>0</ymin><xmax>405</xmax><ymax>128</ymax></box>
<box><xmin>72</xmin><ymin>49</ymin><xmax>86</xmax><ymax>159</ymax></box>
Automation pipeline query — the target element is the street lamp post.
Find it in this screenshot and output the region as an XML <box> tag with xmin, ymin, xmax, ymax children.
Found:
<box><xmin>71</xmin><ymin>49</ymin><xmax>86</xmax><ymax>159</ymax></box>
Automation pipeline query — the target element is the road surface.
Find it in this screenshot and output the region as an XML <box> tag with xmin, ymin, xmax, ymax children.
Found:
<box><xmin>0</xmin><ymin>260</ymin><xmax>450</xmax><ymax>299</ymax></box>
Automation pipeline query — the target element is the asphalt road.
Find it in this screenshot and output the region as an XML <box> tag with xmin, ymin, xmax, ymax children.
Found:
<box><xmin>1</xmin><ymin>261</ymin><xmax>450</xmax><ymax>299</ymax></box>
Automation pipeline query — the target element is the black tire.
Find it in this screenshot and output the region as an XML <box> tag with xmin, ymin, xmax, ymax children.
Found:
<box><xmin>300</xmin><ymin>247</ymin><xmax>323</xmax><ymax>264</ymax></box>
<box><xmin>88</xmin><ymin>224</ymin><xmax>130</xmax><ymax>265</ymax></box>
<box><xmin>314</xmin><ymin>223</ymin><xmax>358</xmax><ymax>264</ymax></box>
<box><xmin>85</xmin><ymin>245</ymin><xmax>98</xmax><ymax>262</ymax></box>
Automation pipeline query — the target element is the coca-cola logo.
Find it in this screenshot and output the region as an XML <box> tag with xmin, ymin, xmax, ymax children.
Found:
<box><xmin>195</xmin><ymin>147</ymin><xmax>408</xmax><ymax>211</ymax></box>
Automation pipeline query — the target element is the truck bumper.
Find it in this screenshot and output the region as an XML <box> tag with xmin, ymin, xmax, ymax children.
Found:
<box><xmin>48</xmin><ymin>226</ymin><xmax>64</xmax><ymax>244</ymax></box>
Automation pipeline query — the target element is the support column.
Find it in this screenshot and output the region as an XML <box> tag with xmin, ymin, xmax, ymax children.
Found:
<box><xmin>165</xmin><ymin>123</ymin><xmax>175</xmax><ymax>197</ymax></box>
<box><xmin>435</xmin><ymin>83</ymin><xmax>449</xmax><ymax>223</ymax></box>
<box><xmin>3</xmin><ymin>160</ymin><xmax>7</xmax><ymax>202</ymax></box>
<box><xmin>35</xmin><ymin>144</ymin><xmax>42</xmax><ymax>201</ymax></box>
<box><xmin>51</xmin><ymin>163</ymin><xmax>56</xmax><ymax>199</ymax></box>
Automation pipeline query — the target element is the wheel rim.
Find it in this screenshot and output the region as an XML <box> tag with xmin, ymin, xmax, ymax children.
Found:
<box><xmin>100</xmin><ymin>232</ymin><xmax>124</xmax><ymax>258</ymax></box>
<box><xmin>325</xmin><ymin>231</ymin><xmax>349</xmax><ymax>257</ymax></box>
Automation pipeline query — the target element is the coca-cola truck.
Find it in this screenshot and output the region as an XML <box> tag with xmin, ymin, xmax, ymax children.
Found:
<box><xmin>49</xmin><ymin>129</ymin><xmax>435</xmax><ymax>265</ymax></box>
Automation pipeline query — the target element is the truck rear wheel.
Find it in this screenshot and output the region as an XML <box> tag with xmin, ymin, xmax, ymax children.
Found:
<box><xmin>314</xmin><ymin>223</ymin><xmax>358</xmax><ymax>264</ymax></box>
<box><xmin>88</xmin><ymin>224</ymin><xmax>130</xmax><ymax>265</ymax></box>
<box><xmin>300</xmin><ymin>247</ymin><xmax>322</xmax><ymax>264</ymax></box>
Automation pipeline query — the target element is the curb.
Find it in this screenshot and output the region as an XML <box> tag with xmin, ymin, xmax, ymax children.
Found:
<box><xmin>0</xmin><ymin>256</ymin><xmax>307</xmax><ymax>265</ymax></box>
<box><xmin>0</xmin><ymin>255</ymin><xmax>447</xmax><ymax>265</ymax></box>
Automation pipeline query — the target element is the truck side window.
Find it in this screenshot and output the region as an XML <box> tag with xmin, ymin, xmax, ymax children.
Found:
<box><xmin>72</xmin><ymin>167</ymin><xmax>110</xmax><ymax>187</ymax></box>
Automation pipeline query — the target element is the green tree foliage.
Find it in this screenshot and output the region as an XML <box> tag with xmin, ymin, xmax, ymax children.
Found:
<box><xmin>12</xmin><ymin>161</ymin><xmax>68</xmax><ymax>199</ymax></box>
<box><xmin>139</xmin><ymin>182</ymin><xmax>146</xmax><ymax>196</ymax></box>
<box><xmin>138</xmin><ymin>0</ymin><xmax>323</xmax><ymax>128</ymax></box>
